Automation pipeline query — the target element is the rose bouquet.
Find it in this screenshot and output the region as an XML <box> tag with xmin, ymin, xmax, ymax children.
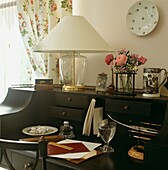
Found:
<box><xmin>105</xmin><ymin>48</ymin><xmax>147</xmax><ymax>93</ymax></box>
<box><xmin>105</xmin><ymin>48</ymin><xmax>147</xmax><ymax>73</ymax></box>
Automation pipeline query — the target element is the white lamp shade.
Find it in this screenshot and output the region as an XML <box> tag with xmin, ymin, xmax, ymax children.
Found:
<box><xmin>34</xmin><ymin>16</ymin><xmax>113</xmax><ymax>53</ymax></box>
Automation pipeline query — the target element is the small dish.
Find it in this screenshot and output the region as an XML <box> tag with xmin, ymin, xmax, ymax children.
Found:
<box><xmin>22</xmin><ymin>125</ymin><xmax>58</xmax><ymax>136</ymax></box>
<box><xmin>126</xmin><ymin>0</ymin><xmax>159</xmax><ymax>36</ymax></box>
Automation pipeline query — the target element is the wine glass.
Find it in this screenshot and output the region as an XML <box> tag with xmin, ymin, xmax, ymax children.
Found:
<box><xmin>98</xmin><ymin>120</ymin><xmax>116</xmax><ymax>152</ymax></box>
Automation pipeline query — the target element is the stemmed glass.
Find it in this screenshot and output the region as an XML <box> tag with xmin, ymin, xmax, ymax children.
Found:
<box><xmin>98</xmin><ymin>119</ymin><xmax>116</xmax><ymax>152</ymax></box>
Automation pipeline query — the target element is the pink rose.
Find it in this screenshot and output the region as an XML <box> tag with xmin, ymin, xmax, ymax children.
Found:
<box><xmin>105</xmin><ymin>54</ymin><xmax>113</xmax><ymax>65</ymax></box>
<box><xmin>115</xmin><ymin>54</ymin><xmax>128</xmax><ymax>66</ymax></box>
<box><xmin>138</xmin><ymin>56</ymin><xmax>147</xmax><ymax>64</ymax></box>
<box><xmin>119</xmin><ymin>48</ymin><xmax>127</xmax><ymax>54</ymax></box>
<box><xmin>131</xmin><ymin>53</ymin><xmax>138</xmax><ymax>59</ymax></box>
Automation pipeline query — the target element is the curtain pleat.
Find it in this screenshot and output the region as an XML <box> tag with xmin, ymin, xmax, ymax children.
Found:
<box><xmin>0</xmin><ymin>0</ymin><xmax>16</xmax><ymax>9</ymax></box>
<box><xmin>0</xmin><ymin>0</ymin><xmax>16</xmax><ymax>30</ymax></box>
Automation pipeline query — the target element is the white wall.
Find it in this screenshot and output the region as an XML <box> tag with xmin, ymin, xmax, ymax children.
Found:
<box><xmin>73</xmin><ymin>0</ymin><xmax>168</xmax><ymax>89</ymax></box>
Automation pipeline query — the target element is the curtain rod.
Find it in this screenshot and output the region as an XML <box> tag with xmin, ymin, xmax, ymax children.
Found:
<box><xmin>0</xmin><ymin>1</ymin><xmax>16</xmax><ymax>9</ymax></box>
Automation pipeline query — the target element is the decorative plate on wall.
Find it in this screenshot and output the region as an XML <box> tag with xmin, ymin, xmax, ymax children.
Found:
<box><xmin>126</xmin><ymin>0</ymin><xmax>159</xmax><ymax>36</ymax></box>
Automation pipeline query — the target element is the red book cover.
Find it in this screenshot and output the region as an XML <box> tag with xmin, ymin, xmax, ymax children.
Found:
<box><xmin>48</xmin><ymin>142</ymin><xmax>89</xmax><ymax>155</ymax></box>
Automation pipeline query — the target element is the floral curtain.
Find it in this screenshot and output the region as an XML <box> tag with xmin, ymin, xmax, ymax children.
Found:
<box><xmin>17</xmin><ymin>0</ymin><xmax>72</xmax><ymax>83</ymax></box>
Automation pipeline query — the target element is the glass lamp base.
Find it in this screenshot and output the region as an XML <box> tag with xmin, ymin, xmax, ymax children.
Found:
<box><xmin>62</xmin><ymin>85</ymin><xmax>85</xmax><ymax>91</ymax></box>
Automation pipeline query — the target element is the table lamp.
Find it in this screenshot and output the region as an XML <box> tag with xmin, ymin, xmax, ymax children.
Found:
<box><xmin>34</xmin><ymin>16</ymin><xmax>113</xmax><ymax>91</ymax></box>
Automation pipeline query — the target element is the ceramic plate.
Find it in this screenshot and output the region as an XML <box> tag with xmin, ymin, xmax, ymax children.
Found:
<box><xmin>22</xmin><ymin>125</ymin><xmax>58</xmax><ymax>136</ymax></box>
<box><xmin>126</xmin><ymin>0</ymin><xmax>159</xmax><ymax>36</ymax></box>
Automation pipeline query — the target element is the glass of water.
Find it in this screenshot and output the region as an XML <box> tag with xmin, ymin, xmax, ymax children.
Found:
<box><xmin>98</xmin><ymin>120</ymin><xmax>116</xmax><ymax>152</ymax></box>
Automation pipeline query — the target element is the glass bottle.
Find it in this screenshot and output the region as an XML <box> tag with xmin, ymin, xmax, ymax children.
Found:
<box><xmin>59</xmin><ymin>121</ymin><xmax>75</xmax><ymax>139</ymax></box>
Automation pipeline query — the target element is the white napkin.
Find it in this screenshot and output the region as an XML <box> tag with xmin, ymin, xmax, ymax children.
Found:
<box><xmin>82</xmin><ymin>98</ymin><xmax>96</xmax><ymax>136</ymax></box>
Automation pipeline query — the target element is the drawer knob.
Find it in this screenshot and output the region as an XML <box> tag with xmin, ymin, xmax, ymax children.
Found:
<box><xmin>124</xmin><ymin>105</ymin><xmax>129</xmax><ymax>110</ymax></box>
<box><xmin>67</xmin><ymin>97</ymin><xmax>72</xmax><ymax>101</ymax></box>
<box><xmin>62</xmin><ymin>112</ymin><xmax>66</xmax><ymax>116</ymax></box>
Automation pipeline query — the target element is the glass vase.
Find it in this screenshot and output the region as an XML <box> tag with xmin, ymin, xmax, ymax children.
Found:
<box><xmin>115</xmin><ymin>73</ymin><xmax>136</xmax><ymax>96</ymax></box>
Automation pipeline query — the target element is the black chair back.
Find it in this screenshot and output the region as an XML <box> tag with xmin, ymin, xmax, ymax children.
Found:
<box><xmin>0</xmin><ymin>136</ymin><xmax>47</xmax><ymax>170</ymax></box>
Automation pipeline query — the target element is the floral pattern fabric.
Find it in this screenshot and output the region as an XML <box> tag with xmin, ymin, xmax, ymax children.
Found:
<box><xmin>17</xmin><ymin>0</ymin><xmax>72</xmax><ymax>83</ymax></box>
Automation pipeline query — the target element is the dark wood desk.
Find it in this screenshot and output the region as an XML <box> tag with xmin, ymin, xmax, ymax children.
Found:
<box><xmin>10</xmin><ymin>144</ymin><xmax>144</xmax><ymax>170</ymax></box>
<box><xmin>0</xmin><ymin>87</ymin><xmax>168</xmax><ymax>170</ymax></box>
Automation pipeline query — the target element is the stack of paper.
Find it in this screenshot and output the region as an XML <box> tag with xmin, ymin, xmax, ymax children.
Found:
<box><xmin>48</xmin><ymin>139</ymin><xmax>101</xmax><ymax>160</ymax></box>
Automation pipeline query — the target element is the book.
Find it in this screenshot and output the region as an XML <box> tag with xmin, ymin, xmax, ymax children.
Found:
<box><xmin>34</xmin><ymin>84</ymin><xmax>54</xmax><ymax>90</ymax></box>
<box><xmin>35</xmin><ymin>79</ymin><xmax>53</xmax><ymax>85</ymax></box>
<box><xmin>48</xmin><ymin>142</ymin><xmax>89</xmax><ymax>155</ymax></box>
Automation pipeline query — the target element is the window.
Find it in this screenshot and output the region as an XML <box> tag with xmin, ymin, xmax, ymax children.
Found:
<box><xmin>0</xmin><ymin>0</ymin><xmax>33</xmax><ymax>103</ymax></box>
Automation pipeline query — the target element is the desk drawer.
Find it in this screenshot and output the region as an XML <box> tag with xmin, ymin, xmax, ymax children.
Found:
<box><xmin>55</xmin><ymin>92</ymin><xmax>89</xmax><ymax>109</ymax></box>
<box><xmin>11</xmin><ymin>151</ymin><xmax>41</xmax><ymax>170</ymax></box>
<box><xmin>49</xmin><ymin>106</ymin><xmax>85</xmax><ymax>122</ymax></box>
<box><xmin>105</xmin><ymin>99</ymin><xmax>151</xmax><ymax>116</ymax></box>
